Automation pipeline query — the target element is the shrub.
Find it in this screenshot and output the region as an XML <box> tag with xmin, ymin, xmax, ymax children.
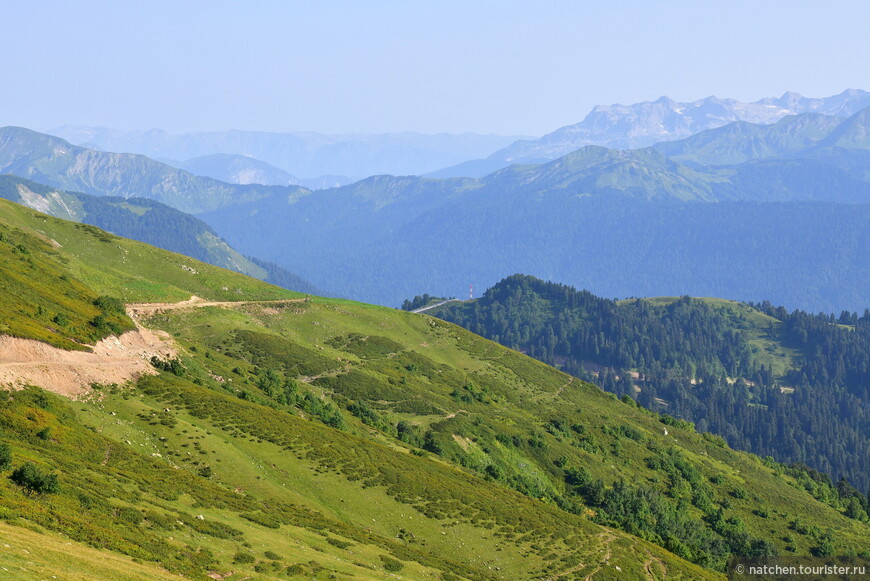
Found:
<box><xmin>0</xmin><ymin>443</ymin><xmax>11</xmax><ymax>471</ymax></box>
<box><xmin>233</xmin><ymin>551</ymin><xmax>255</xmax><ymax>564</ymax></box>
<box><xmin>380</xmin><ymin>555</ymin><xmax>404</xmax><ymax>572</ymax></box>
<box><xmin>9</xmin><ymin>462</ymin><xmax>59</xmax><ymax>495</ymax></box>
<box><xmin>117</xmin><ymin>506</ymin><xmax>144</xmax><ymax>525</ymax></box>
<box><xmin>240</xmin><ymin>511</ymin><xmax>281</xmax><ymax>529</ymax></box>
<box><xmin>326</xmin><ymin>537</ymin><xmax>353</xmax><ymax>549</ymax></box>
<box><xmin>93</xmin><ymin>296</ymin><xmax>125</xmax><ymax>314</ymax></box>
<box><xmin>150</xmin><ymin>356</ymin><xmax>185</xmax><ymax>376</ymax></box>
<box><xmin>485</xmin><ymin>464</ymin><xmax>504</xmax><ymax>481</ymax></box>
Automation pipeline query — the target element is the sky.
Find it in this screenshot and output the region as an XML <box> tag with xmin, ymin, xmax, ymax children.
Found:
<box><xmin>3</xmin><ymin>0</ymin><xmax>870</xmax><ymax>136</ymax></box>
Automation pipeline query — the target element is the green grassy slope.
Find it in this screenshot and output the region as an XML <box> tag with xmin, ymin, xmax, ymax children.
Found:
<box><xmin>0</xmin><ymin>521</ymin><xmax>193</xmax><ymax>581</ymax></box>
<box><xmin>1</xmin><ymin>201</ymin><xmax>868</xmax><ymax>579</ymax></box>
<box><xmin>0</xmin><ymin>175</ymin><xmax>322</xmax><ymax>295</ymax></box>
<box><xmin>0</xmin><ymin>216</ymin><xmax>134</xmax><ymax>350</ymax></box>
<box><xmin>148</xmin><ymin>301</ymin><xmax>869</xmax><ymax>565</ymax></box>
<box><xmin>0</xmin><ymin>198</ymin><xmax>301</xmax><ymax>305</ymax></box>
<box><xmin>428</xmin><ymin>277</ymin><xmax>870</xmax><ymax>491</ymax></box>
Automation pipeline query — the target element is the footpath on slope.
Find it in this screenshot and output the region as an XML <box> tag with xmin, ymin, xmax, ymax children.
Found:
<box><xmin>0</xmin><ymin>295</ymin><xmax>305</xmax><ymax>398</ymax></box>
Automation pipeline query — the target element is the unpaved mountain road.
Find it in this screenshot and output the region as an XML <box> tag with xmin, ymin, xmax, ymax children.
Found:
<box><xmin>0</xmin><ymin>328</ymin><xmax>175</xmax><ymax>398</ymax></box>
<box><xmin>410</xmin><ymin>299</ymin><xmax>462</xmax><ymax>314</ymax></box>
<box><xmin>0</xmin><ymin>296</ymin><xmax>306</xmax><ymax>398</ymax></box>
<box><xmin>126</xmin><ymin>295</ymin><xmax>309</xmax><ymax>318</ymax></box>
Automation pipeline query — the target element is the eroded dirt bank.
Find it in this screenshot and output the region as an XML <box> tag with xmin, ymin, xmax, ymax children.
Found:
<box><xmin>0</xmin><ymin>327</ymin><xmax>176</xmax><ymax>398</ymax></box>
<box><xmin>1</xmin><ymin>296</ymin><xmax>303</xmax><ymax>398</ymax></box>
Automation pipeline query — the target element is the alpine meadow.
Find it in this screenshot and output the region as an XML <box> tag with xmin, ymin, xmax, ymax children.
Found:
<box><xmin>3</xmin><ymin>3</ymin><xmax>870</xmax><ymax>579</ymax></box>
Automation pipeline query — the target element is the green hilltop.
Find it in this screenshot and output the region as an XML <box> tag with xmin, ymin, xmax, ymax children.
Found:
<box><xmin>1</xmin><ymin>199</ymin><xmax>868</xmax><ymax>579</ymax></box>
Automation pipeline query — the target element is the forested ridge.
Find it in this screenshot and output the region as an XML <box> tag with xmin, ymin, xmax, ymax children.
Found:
<box><xmin>430</xmin><ymin>275</ymin><xmax>870</xmax><ymax>494</ymax></box>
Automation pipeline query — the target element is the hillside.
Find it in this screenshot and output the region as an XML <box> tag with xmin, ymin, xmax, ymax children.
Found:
<box><xmin>0</xmin><ymin>175</ymin><xmax>320</xmax><ymax>295</ymax></box>
<box><xmin>178</xmin><ymin>153</ymin><xmax>298</xmax><ymax>186</ymax></box>
<box><xmin>7</xmin><ymin>119</ymin><xmax>870</xmax><ymax>311</ymax></box>
<box><xmin>652</xmin><ymin>113</ymin><xmax>844</xmax><ymax>167</ymax></box>
<box><xmin>2</xmin><ymin>201</ymin><xmax>870</xmax><ymax>579</ymax></box>
<box><xmin>0</xmin><ymin>127</ymin><xmax>308</xmax><ymax>213</ymax></box>
<box><xmin>426</xmin><ymin>275</ymin><xmax>870</xmax><ymax>491</ymax></box>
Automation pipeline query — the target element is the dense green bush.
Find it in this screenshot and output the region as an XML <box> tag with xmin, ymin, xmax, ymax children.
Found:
<box><xmin>0</xmin><ymin>443</ymin><xmax>11</xmax><ymax>471</ymax></box>
<box><xmin>9</xmin><ymin>462</ymin><xmax>59</xmax><ymax>495</ymax></box>
<box><xmin>380</xmin><ymin>554</ymin><xmax>404</xmax><ymax>572</ymax></box>
<box><xmin>233</xmin><ymin>551</ymin><xmax>255</xmax><ymax>564</ymax></box>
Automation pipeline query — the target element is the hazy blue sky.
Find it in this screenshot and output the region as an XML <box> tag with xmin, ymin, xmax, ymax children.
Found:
<box><xmin>3</xmin><ymin>0</ymin><xmax>869</xmax><ymax>136</ymax></box>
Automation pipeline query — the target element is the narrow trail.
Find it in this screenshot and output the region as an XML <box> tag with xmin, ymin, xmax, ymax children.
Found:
<box><xmin>642</xmin><ymin>550</ymin><xmax>667</xmax><ymax>580</ymax></box>
<box><xmin>555</xmin><ymin>377</ymin><xmax>575</xmax><ymax>396</ymax></box>
<box><xmin>582</xmin><ymin>532</ymin><xmax>616</xmax><ymax>581</ymax></box>
<box><xmin>543</xmin><ymin>531</ymin><xmax>618</xmax><ymax>581</ymax></box>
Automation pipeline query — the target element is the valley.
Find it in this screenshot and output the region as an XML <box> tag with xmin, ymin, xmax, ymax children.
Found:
<box><xmin>1</xmin><ymin>200</ymin><xmax>869</xmax><ymax>579</ymax></box>
<box><xmin>1</xmin><ymin>86</ymin><xmax>870</xmax><ymax>580</ymax></box>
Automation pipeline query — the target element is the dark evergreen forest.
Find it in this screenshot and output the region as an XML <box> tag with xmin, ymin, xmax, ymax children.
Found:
<box><xmin>430</xmin><ymin>275</ymin><xmax>870</xmax><ymax>495</ymax></box>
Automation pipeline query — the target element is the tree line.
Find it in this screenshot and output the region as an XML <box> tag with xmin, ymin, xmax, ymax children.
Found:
<box><xmin>431</xmin><ymin>275</ymin><xmax>870</xmax><ymax>494</ymax></box>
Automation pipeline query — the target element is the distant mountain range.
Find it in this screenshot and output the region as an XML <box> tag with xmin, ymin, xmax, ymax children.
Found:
<box><xmin>177</xmin><ymin>153</ymin><xmax>298</xmax><ymax>186</ymax></box>
<box><xmin>4</xmin><ymin>92</ymin><xmax>870</xmax><ymax>312</ymax></box>
<box><xmin>0</xmin><ymin>126</ymin><xmax>307</xmax><ymax>213</ymax></box>
<box><xmin>47</xmin><ymin>125</ymin><xmax>525</xmax><ymax>181</ymax></box>
<box><xmin>173</xmin><ymin>153</ymin><xmax>356</xmax><ymax>190</ymax></box>
<box><xmin>431</xmin><ymin>89</ymin><xmax>870</xmax><ymax>177</ymax></box>
<box><xmin>200</xmin><ymin>107</ymin><xmax>870</xmax><ymax>310</ymax></box>
<box><xmin>0</xmin><ymin>174</ymin><xmax>320</xmax><ymax>294</ymax></box>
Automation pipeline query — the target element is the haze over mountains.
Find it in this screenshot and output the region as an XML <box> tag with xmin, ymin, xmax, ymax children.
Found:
<box><xmin>432</xmin><ymin>89</ymin><xmax>870</xmax><ymax>177</ymax></box>
<box><xmin>0</xmin><ymin>126</ymin><xmax>304</xmax><ymax>214</ymax></box>
<box><xmin>2</xmin><ymin>89</ymin><xmax>870</xmax><ymax>313</ymax></box>
<box><xmin>48</xmin><ymin>126</ymin><xmax>525</xmax><ymax>184</ymax></box>
<box><xmin>173</xmin><ymin>154</ymin><xmax>356</xmax><ymax>190</ymax></box>
<box><xmin>199</xmin><ymin>104</ymin><xmax>870</xmax><ymax>311</ymax></box>
<box><xmin>4</xmin><ymin>87</ymin><xmax>870</xmax><ymax>579</ymax></box>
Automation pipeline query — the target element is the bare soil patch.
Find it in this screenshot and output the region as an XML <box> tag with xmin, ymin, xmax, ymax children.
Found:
<box><xmin>1</xmin><ymin>296</ymin><xmax>303</xmax><ymax>399</ymax></box>
<box><xmin>0</xmin><ymin>327</ymin><xmax>175</xmax><ymax>398</ymax></box>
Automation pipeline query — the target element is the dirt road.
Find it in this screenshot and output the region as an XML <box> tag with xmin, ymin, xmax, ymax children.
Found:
<box><xmin>0</xmin><ymin>295</ymin><xmax>303</xmax><ymax>398</ymax></box>
<box><xmin>0</xmin><ymin>328</ymin><xmax>175</xmax><ymax>398</ymax></box>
